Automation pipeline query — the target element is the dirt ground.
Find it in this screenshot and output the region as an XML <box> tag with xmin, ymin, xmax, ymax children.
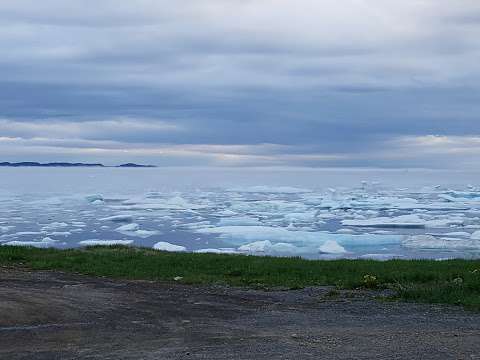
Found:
<box><xmin>1</xmin><ymin>267</ymin><xmax>479</xmax><ymax>360</ymax></box>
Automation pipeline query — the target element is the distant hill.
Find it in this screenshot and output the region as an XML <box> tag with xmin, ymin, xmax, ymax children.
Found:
<box><xmin>117</xmin><ymin>163</ymin><xmax>156</xmax><ymax>168</ymax></box>
<box><xmin>0</xmin><ymin>162</ymin><xmax>156</xmax><ymax>168</ymax></box>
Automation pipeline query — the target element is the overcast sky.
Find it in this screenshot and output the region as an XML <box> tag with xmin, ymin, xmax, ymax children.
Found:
<box><xmin>1</xmin><ymin>0</ymin><xmax>479</xmax><ymax>168</ymax></box>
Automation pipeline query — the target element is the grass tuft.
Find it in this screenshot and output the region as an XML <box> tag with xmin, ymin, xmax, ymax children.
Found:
<box><xmin>0</xmin><ymin>245</ymin><xmax>479</xmax><ymax>310</ymax></box>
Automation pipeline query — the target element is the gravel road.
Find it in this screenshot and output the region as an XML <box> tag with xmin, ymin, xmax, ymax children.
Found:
<box><xmin>1</xmin><ymin>268</ymin><xmax>479</xmax><ymax>359</ymax></box>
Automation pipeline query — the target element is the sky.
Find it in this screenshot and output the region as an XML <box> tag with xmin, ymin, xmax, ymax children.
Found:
<box><xmin>0</xmin><ymin>0</ymin><xmax>479</xmax><ymax>168</ymax></box>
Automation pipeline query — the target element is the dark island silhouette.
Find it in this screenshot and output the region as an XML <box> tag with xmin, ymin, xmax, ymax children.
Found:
<box><xmin>0</xmin><ymin>162</ymin><xmax>156</xmax><ymax>168</ymax></box>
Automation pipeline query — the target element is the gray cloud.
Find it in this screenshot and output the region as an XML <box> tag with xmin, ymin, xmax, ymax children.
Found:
<box><xmin>0</xmin><ymin>1</ymin><xmax>479</xmax><ymax>168</ymax></box>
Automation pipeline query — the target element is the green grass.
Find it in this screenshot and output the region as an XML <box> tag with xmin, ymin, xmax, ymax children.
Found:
<box><xmin>1</xmin><ymin>245</ymin><xmax>479</xmax><ymax>309</ymax></box>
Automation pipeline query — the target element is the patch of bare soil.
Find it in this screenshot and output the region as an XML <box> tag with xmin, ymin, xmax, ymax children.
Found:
<box><xmin>1</xmin><ymin>267</ymin><xmax>479</xmax><ymax>359</ymax></box>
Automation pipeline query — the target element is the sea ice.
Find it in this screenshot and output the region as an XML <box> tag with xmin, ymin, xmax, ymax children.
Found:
<box><xmin>284</xmin><ymin>212</ymin><xmax>316</xmax><ymax>222</ymax></box>
<box><xmin>85</xmin><ymin>194</ymin><xmax>104</xmax><ymax>203</ymax></box>
<box><xmin>134</xmin><ymin>230</ymin><xmax>160</xmax><ymax>238</ymax></box>
<box><xmin>218</xmin><ymin>217</ymin><xmax>262</xmax><ymax>226</ymax></box>
<box><xmin>100</xmin><ymin>214</ymin><xmax>134</xmax><ymax>222</ymax></box>
<box><xmin>153</xmin><ymin>241</ymin><xmax>187</xmax><ymax>252</ymax></box>
<box><xmin>195</xmin><ymin>248</ymin><xmax>238</xmax><ymax>254</ymax></box>
<box><xmin>0</xmin><ymin>226</ymin><xmax>14</xmax><ymax>233</ymax></box>
<box><xmin>4</xmin><ymin>237</ymin><xmax>58</xmax><ymax>248</ymax></box>
<box><xmin>79</xmin><ymin>239</ymin><xmax>133</xmax><ymax>246</ymax></box>
<box><xmin>318</xmin><ymin>240</ymin><xmax>347</xmax><ymax>254</ymax></box>
<box><xmin>238</xmin><ymin>240</ymin><xmax>300</xmax><ymax>255</ymax></box>
<box><xmin>238</xmin><ymin>240</ymin><xmax>272</xmax><ymax>253</ymax></box>
<box><xmin>342</xmin><ymin>214</ymin><xmax>464</xmax><ymax>228</ymax></box>
<box><xmin>116</xmin><ymin>223</ymin><xmax>140</xmax><ymax>232</ymax></box>
<box><xmin>359</xmin><ymin>254</ymin><xmax>404</xmax><ymax>260</ymax></box>
<box><xmin>471</xmin><ymin>231</ymin><xmax>480</xmax><ymax>240</ymax></box>
<box><xmin>402</xmin><ymin>235</ymin><xmax>480</xmax><ymax>250</ymax></box>
<box><xmin>119</xmin><ymin>195</ymin><xmax>208</xmax><ymax>211</ymax></box>
<box><xmin>336</xmin><ymin>228</ymin><xmax>355</xmax><ymax>234</ymax></box>
<box><xmin>41</xmin><ymin>222</ymin><xmax>69</xmax><ymax>231</ymax></box>
<box><xmin>197</xmin><ymin>225</ymin><xmax>402</xmax><ymax>247</ymax></box>
<box><xmin>227</xmin><ymin>186</ymin><xmax>311</xmax><ymax>194</ymax></box>
<box><xmin>47</xmin><ymin>231</ymin><xmax>71</xmax><ymax>236</ymax></box>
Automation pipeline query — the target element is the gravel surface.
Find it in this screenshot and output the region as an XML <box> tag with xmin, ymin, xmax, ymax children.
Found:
<box><xmin>1</xmin><ymin>267</ymin><xmax>479</xmax><ymax>359</ymax></box>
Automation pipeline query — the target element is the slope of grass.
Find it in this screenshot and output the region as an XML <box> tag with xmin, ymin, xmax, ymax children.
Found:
<box><xmin>1</xmin><ymin>245</ymin><xmax>479</xmax><ymax>309</ymax></box>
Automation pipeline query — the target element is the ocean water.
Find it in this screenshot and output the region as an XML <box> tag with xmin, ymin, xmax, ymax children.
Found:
<box><xmin>1</xmin><ymin>167</ymin><xmax>480</xmax><ymax>260</ymax></box>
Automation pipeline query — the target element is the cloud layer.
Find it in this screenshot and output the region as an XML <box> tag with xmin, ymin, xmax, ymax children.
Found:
<box><xmin>1</xmin><ymin>1</ymin><xmax>479</xmax><ymax>168</ymax></box>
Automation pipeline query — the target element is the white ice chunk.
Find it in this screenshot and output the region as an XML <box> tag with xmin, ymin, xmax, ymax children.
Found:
<box><xmin>197</xmin><ymin>225</ymin><xmax>402</xmax><ymax>246</ymax></box>
<box><xmin>402</xmin><ymin>235</ymin><xmax>480</xmax><ymax>250</ymax></box>
<box><xmin>471</xmin><ymin>231</ymin><xmax>480</xmax><ymax>240</ymax></box>
<box><xmin>218</xmin><ymin>217</ymin><xmax>262</xmax><ymax>226</ymax></box>
<box><xmin>336</xmin><ymin>228</ymin><xmax>355</xmax><ymax>234</ymax></box>
<box><xmin>195</xmin><ymin>248</ymin><xmax>238</xmax><ymax>254</ymax></box>
<box><xmin>41</xmin><ymin>222</ymin><xmax>69</xmax><ymax>231</ymax></box>
<box><xmin>119</xmin><ymin>195</ymin><xmax>208</xmax><ymax>211</ymax></box>
<box><xmin>114</xmin><ymin>222</ymin><xmax>159</xmax><ymax>238</ymax></box>
<box><xmin>134</xmin><ymin>230</ymin><xmax>160</xmax><ymax>238</ymax></box>
<box><xmin>318</xmin><ymin>240</ymin><xmax>347</xmax><ymax>254</ymax></box>
<box><xmin>86</xmin><ymin>194</ymin><xmax>104</xmax><ymax>203</ymax></box>
<box><xmin>153</xmin><ymin>241</ymin><xmax>187</xmax><ymax>252</ymax></box>
<box><xmin>284</xmin><ymin>212</ymin><xmax>316</xmax><ymax>222</ymax></box>
<box><xmin>79</xmin><ymin>239</ymin><xmax>133</xmax><ymax>246</ymax></box>
<box><xmin>359</xmin><ymin>253</ymin><xmax>405</xmax><ymax>260</ymax></box>
<box><xmin>227</xmin><ymin>186</ymin><xmax>311</xmax><ymax>194</ymax></box>
<box><xmin>116</xmin><ymin>223</ymin><xmax>140</xmax><ymax>232</ymax></box>
<box><xmin>4</xmin><ymin>237</ymin><xmax>58</xmax><ymax>248</ymax></box>
<box><xmin>47</xmin><ymin>231</ymin><xmax>71</xmax><ymax>237</ymax></box>
<box><xmin>238</xmin><ymin>240</ymin><xmax>272</xmax><ymax>253</ymax></box>
<box><xmin>0</xmin><ymin>226</ymin><xmax>14</xmax><ymax>233</ymax></box>
<box><xmin>343</xmin><ymin>214</ymin><xmax>464</xmax><ymax>229</ymax></box>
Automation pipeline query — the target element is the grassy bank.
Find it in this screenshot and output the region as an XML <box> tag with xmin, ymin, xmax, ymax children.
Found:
<box><xmin>1</xmin><ymin>245</ymin><xmax>479</xmax><ymax>309</ymax></box>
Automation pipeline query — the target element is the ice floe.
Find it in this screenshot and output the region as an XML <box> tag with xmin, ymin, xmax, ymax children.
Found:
<box><xmin>342</xmin><ymin>214</ymin><xmax>465</xmax><ymax>229</ymax></box>
<box><xmin>197</xmin><ymin>225</ymin><xmax>402</xmax><ymax>247</ymax></box>
<box><xmin>3</xmin><ymin>171</ymin><xmax>480</xmax><ymax>259</ymax></box>
<box><xmin>227</xmin><ymin>186</ymin><xmax>311</xmax><ymax>194</ymax></box>
<box><xmin>0</xmin><ymin>226</ymin><xmax>14</xmax><ymax>233</ymax></box>
<box><xmin>86</xmin><ymin>194</ymin><xmax>104</xmax><ymax>203</ymax></box>
<box><xmin>115</xmin><ymin>223</ymin><xmax>160</xmax><ymax>238</ymax></box>
<box><xmin>41</xmin><ymin>222</ymin><xmax>69</xmax><ymax>231</ymax></box>
<box><xmin>79</xmin><ymin>239</ymin><xmax>133</xmax><ymax>246</ymax></box>
<box><xmin>4</xmin><ymin>237</ymin><xmax>58</xmax><ymax>248</ymax></box>
<box><xmin>195</xmin><ymin>248</ymin><xmax>238</xmax><ymax>254</ymax></box>
<box><xmin>153</xmin><ymin>242</ymin><xmax>186</xmax><ymax>252</ymax></box>
<box><xmin>402</xmin><ymin>235</ymin><xmax>480</xmax><ymax>250</ymax></box>
<box><xmin>217</xmin><ymin>216</ymin><xmax>262</xmax><ymax>226</ymax></box>
<box><xmin>318</xmin><ymin>240</ymin><xmax>347</xmax><ymax>254</ymax></box>
<box><xmin>237</xmin><ymin>240</ymin><xmax>301</xmax><ymax>254</ymax></box>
